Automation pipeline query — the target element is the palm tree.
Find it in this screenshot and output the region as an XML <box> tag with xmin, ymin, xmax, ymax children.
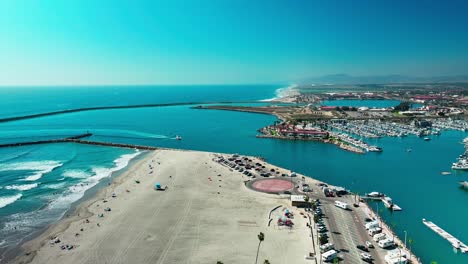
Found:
<box><xmin>216</xmin><ymin>262</ymin><xmax>224</xmax><ymax>264</ymax></box>
<box><xmin>263</xmin><ymin>260</ymin><xmax>270</xmax><ymax>264</ymax></box>
<box><xmin>255</xmin><ymin>232</ymin><xmax>265</xmax><ymax>264</ymax></box>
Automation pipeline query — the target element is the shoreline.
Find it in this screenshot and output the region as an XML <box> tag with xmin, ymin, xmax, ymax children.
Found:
<box><xmin>4</xmin><ymin>151</ymin><xmax>150</xmax><ymax>264</ymax></box>
<box><xmin>8</xmin><ymin>148</ymin><xmax>420</xmax><ymax>264</ymax></box>
<box><xmin>12</xmin><ymin>149</ymin><xmax>313</xmax><ymax>263</ymax></box>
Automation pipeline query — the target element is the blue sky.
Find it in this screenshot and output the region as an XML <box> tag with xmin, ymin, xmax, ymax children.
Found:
<box><xmin>0</xmin><ymin>0</ymin><xmax>467</xmax><ymax>85</ymax></box>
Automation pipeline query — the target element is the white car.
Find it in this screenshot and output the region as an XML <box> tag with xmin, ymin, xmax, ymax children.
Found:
<box><xmin>365</xmin><ymin>241</ymin><xmax>374</xmax><ymax>248</ymax></box>
<box><xmin>360</xmin><ymin>252</ymin><xmax>373</xmax><ymax>261</ymax></box>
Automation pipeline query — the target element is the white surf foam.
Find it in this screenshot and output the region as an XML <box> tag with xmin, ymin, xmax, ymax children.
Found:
<box><xmin>4</xmin><ymin>183</ymin><xmax>38</xmax><ymax>191</ymax></box>
<box><xmin>0</xmin><ymin>194</ymin><xmax>22</xmax><ymax>209</ymax></box>
<box><xmin>261</xmin><ymin>84</ymin><xmax>299</xmax><ymax>102</ymax></box>
<box><xmin>0</xmin><ymin>160</ymin><xmax>64</xmax><ymax>181</ymax></box>
<box><xmin>45</xmin><ymin>182</ymin><xmax>68</xmax><ymax>189</ymax></box>
<box><xmin>47</xmin><ymin>151</ymin><xmax>141</xmax><ymax>210</ymax></box>
<box><xmin>63</xmin><ymin>170</ymin><xmax>90</xmax><ymax>179</ymax></box>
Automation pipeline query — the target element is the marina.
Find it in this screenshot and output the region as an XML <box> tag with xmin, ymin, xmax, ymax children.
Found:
<box><xmin>422</xmin><ymin>219</ymin><xmax>468</xmax><ymax>253</ymax></box>
<box><xmin>451</xmin><ymin>137</ymin><xmax>468</xmax><ymax>170</ymax></box>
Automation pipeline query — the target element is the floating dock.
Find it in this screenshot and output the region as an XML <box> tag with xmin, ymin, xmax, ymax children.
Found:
<box><xmin>362</xmin><ymin>195</ymin><xmax>402</xmax><ymax>211</ymax></box>
<box><xmin>423</xmin><ymin>218</ymin><xmax>468</xmax><ymax>253</ymax></box>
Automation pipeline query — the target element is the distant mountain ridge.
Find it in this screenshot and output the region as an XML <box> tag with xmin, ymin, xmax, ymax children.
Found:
<box><xmin>297</xmin><ymin>74</ymin><xmax>468</xmax><ymax>85</ymax></box>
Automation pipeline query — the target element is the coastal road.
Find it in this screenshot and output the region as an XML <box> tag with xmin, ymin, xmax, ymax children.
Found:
<box><xmin>306</xmin><ymin>188</ymin><xmax>389</xmax><ymax>264</ymax></box>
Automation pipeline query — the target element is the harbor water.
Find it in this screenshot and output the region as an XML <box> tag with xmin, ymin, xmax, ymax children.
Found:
<box><xmin>0</xmin><ymin>85</ymin><xmax>467</xmax><ymax>263</ymax></box>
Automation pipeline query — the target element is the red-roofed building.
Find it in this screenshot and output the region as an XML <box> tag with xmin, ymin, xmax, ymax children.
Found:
<box><xmin>320</xmin><ymin>106</ymin><xmax>337</xmax><ymax>111</ymax></box>
<box><xmin>279</xmin><ymin>129</ymin><xmax>329</xmax><ymax>139</ymax></box>
<box><xmin>413</xmin><ymin>95</ymin><xmax>441</xmax><ymax>101</ymax></box>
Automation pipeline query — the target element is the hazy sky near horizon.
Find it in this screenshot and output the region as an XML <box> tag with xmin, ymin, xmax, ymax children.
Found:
<box><xmin>0</xmin><ymin>0</ymin><xmax>467</xmax><ymax>85</ymax></box>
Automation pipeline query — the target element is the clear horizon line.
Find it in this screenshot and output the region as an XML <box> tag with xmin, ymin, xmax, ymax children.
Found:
<box><xmin>0</xmin><ymin>83</ymin><xmax>289</xmax><ymax>88</ymax></box>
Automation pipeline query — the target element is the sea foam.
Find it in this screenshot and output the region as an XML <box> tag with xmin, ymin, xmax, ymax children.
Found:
<box><xmin>0</xmin><ymin>161</ymin><xmax>63</xmax><ymax>181</ymax></box>
<box><xmin>261</xmin><ymin>84</ymin><xmax>299</xmax><ymax>101</ymax></box>
<box><xmin>47</xmin><ymin>151</ymin><xmax>141</xmax><ymax>210</ymax></box>
<box><xmin>63</xmin><ymin>170</ymin><xmax>90</xmax><ymax>179</ymax></box>
<box><xmin>4</xmin><ymin>183</ymin><xmax>38</xmax><ymax>191</ymax></box>
<box><xmin>0</xmin><ymin>194</ymin><xmax>22</xmax><ymax>209</ymax></box>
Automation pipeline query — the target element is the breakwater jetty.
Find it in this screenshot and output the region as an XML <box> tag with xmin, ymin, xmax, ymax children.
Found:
<box><xmin>68</xmin><ymin>139</ymin><xmax>159</xmax><ymax>150</ymax></box>
<box><xmin>0</xmin><ymin>133</ymin><xmax>93</xmax><ymax>148</ymax></box>
<box><xmin>0</xmin><ymin>133</ymin><xmax>159</xmax><ymax>151</ymax></box>
<box><xmin>0</xmin><ymin>101</ymin><xmax>257</xmax><ymax>124</ymax></box>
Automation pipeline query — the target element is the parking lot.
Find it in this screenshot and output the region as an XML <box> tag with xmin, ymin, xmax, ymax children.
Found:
<box><xmin>215</xmin><ymin>154</ymin><xmax>400</xmax><ymax>263</ymax></box>
<box><xmin>306</xmin><ymin>185</ymin><xmax>394</xmax><ymax>263</ymax></box>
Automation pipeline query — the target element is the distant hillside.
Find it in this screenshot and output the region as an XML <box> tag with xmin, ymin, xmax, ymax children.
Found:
<box><xmin>297</xmin><ymin>74</ymin><xmax>468</xmax><ymax>85</ymax></box>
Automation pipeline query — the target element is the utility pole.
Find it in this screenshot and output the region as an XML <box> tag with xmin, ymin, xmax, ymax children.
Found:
<box><xmin>404</xmin><ymin>230</ymin><xmax>407</xmax><ymax>248</ymax></box>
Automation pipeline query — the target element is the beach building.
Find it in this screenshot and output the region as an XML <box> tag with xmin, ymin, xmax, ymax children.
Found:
<box><xmin>358</xmin><ymin>106</ymin><xmax>369</xmax><ymax>112</ymax></box>
<box><xmin>279</xmin><ymin>128</ymin><xmax>329</xmax><ymax>139</ymax></box>
<box><xmin>320</xmin><ymin>106</ymin><xmax>337</xmax><ymax>111</ymax></box>
<box><xmin>290</xmin><ymin>195</ymin><xmax>309</xmax><ymax>207</ymax></box>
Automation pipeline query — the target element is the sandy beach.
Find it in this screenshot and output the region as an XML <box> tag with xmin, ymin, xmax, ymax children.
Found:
<box><xmin>12</xmin><ymin>150</ymin><xmax>312</xmax><ymax>264</ymax></box>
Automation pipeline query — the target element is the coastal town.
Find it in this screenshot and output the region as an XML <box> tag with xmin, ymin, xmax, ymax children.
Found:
<box><xmin>196</xmin><ymin>83</ymin><xmax>468</xmax><ymax>155</ymax></box>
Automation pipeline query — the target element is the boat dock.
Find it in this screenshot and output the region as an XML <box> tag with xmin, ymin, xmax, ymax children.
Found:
<box><xmin>361</xmin><ymin>194</ymin><xmax>402</xmax><ymax>211</ymax></box>
<box><xmin>423</xmin><ymin>218</ymin><xmax>468</xmax><ymax>253</ymax></box>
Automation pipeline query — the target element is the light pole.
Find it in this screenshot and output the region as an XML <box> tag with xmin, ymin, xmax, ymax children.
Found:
<box><xmin>404</xmin><ymin>230</ymin><xmax>407</xmax><ymax>248</ymax></box>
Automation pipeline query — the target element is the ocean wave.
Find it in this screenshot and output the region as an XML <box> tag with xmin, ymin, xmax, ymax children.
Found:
<box><xmin>0</xmin><ymin>194</ymin><xmax>22</xmax><ymax>209</ymax></box>
<box><xmin>261</xmin><ymin>84</ymin><xmax>299</xmax><ymax>101</ymax></box>
<box><xmin>47</xmin><ymin>151</ymin><xmax>141</xmax><ymax>210</ymax></box>
<box><xmin>0</xmin><ymin>160</ymin><xmax>64</xmax><ymax>181</ymax></box>
<box><xmin>4</xmin><ymin>183</ymin><xmax>38</xmax><ymax>191</ymax></box>
<box><xmin>44</xmin><ymin>182</ymin><xmax>68</xmax><ymax>189</ymax></box>
<box><xmin>63</xmin><ymin>170</ymin><xmax>90</xmax><ymax>179</ymax></box>
<box><xmin>0</xmin><ymin>150</ymin><xmax>32</xmax><ymax>164</ymax></box>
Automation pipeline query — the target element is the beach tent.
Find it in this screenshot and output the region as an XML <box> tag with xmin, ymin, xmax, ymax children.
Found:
<box><xmin>154</xmin><ymin>183</ymin><xmax>161</xmax><ymax>189</ymax></box>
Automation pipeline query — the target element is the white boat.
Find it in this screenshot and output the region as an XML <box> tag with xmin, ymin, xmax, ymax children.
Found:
<box><xmin>175</xmin><ymin>135</ymin><xmax>182</xmax><ymax>140</ymax></box>
<box><xmin>452</xmin><ymin>161</ymin><xmax>468</xmax><ymax>170</ymax></box>
<box><xmin>424</xmin><ymin>137</ymin><xmax>431</xmax><ymax>141</ymax></box>
<box><xmin>460</xmin><ymin>181</ymin><xmax>468</xmax><ymax>189</ymax></box>
<box><xmin>368</xmin><ymin>146</ymin><xmax>383</xmax><ymax>152</ymax></box>
<box><xmin>367</xmin><ymin>192</ymin><xmax>384</xmax><ymax>198</ymax></box>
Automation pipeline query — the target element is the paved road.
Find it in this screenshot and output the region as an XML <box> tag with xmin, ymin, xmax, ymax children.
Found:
<box><xmin>304</xmin><ymin>187</ymin><xmax>390</xmax><ymax>264</ymax></box>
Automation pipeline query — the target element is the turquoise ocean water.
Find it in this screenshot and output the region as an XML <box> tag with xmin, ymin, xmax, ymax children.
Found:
<box><xmin>0</xmin><ymin>85</ymin><xmax>467</xmax><ymax>263</ymax></box>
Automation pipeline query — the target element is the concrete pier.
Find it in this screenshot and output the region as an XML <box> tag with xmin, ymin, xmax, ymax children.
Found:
<box><xmin>423</xmin><ymin>219</ymin><xmax>468</xmax><ymax>253</ymax></box>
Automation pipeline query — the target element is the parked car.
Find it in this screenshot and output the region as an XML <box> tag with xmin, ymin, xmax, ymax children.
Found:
<box><xmin>317</xmin><ymin>226</ymin><xmax>327</xmax><ymax>233</ymax></box>
<box><xmin>356</xmin><ymin>244</ymin><xmax>369</xmax><ymax>252</ymax></box>
<box><xmin>365</xmin><ymin>241</ymin><xmax>374</xmax><ymax>248</ymax></box>
<box><xmin>360</xmin><ymin>252</ymin><xmax>373</xmax><ymax>263</ymax></box>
